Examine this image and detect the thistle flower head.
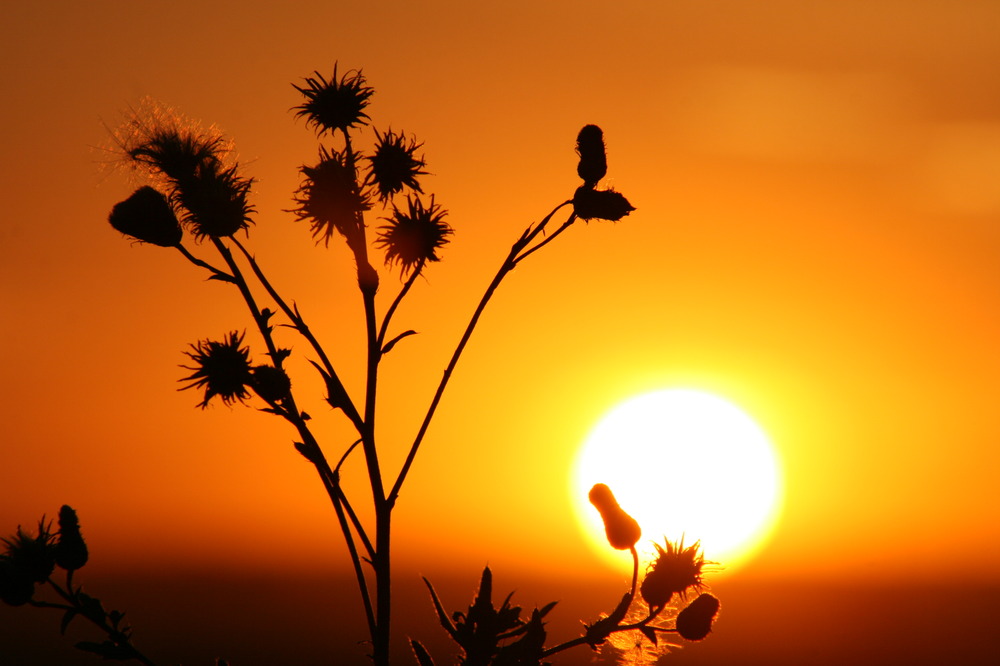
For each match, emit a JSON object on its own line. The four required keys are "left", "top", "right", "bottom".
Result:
{"left": 376, "top": 195, "right": 451, "bottom": 275}
{"left": 174, "top": 162, "right": 255, "bottom": 239}
{"left": 573, "top": 186, "right": 635, "bottom": 222}
{"left": 180, "top": 331, "right": 253, "bottom": 408}
{"left": 293, "top": 64, "right": 374, "bottom": 136}
{"left": 366, "top": 128, "right": 427, "bottom": 202}
{"left": 292, "top": 146, "right": 370, "bottom": 247}
{"left": 108, "top": 186, "right": 183, "bottom": 247}
{"left": 1, "top": 520, "right": 55, "bottom": 586}
{"left": 640, "top": 537, "right": 706, "bottom": 608}
{"left": 675, "top": 593, "right": 720, "bottom": 641}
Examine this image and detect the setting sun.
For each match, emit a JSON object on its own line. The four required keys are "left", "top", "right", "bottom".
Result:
{"left": 572, "top": 389, "right": 782, "bottom": 572}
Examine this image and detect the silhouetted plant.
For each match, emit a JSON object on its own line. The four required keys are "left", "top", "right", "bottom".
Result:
{"left": 3, "top": 63, "right": 724, "bottom": 665}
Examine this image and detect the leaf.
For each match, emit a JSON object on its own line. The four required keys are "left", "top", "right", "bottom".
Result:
{"left": 381, "top": 330, "right": 417, "bottom": 355}
{"left": 59, "top": 608, "right": 77, "bottom": 636}
{"left": 410, "top": 639, "right": 436, "bottom": 666}
{"left": 639, "top": 625, "right": 658, "bottom": 645}
{"left": 422, "top": 577, "right": 458, "bottom": 639}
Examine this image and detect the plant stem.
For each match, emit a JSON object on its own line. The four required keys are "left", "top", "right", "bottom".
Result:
{"left": 388, "top": 201, "right": 573, "bottom": 505}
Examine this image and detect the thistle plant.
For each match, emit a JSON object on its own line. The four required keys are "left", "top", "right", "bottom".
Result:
{"left": 3, "top": 64, "right": 723, "bottom": 664}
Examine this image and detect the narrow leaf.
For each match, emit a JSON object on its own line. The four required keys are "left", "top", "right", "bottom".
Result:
{"left": 381, "top": 329, "right": 417, "bottom": 355}
{"left": 410, "top": 639, "right": 436, "bottom": 666}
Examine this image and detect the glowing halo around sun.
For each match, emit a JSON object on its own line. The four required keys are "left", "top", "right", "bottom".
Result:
{"left": 572, "top": 389, "right": 782, "bottom": 573}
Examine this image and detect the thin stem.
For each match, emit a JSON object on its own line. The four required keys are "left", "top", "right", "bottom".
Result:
{"left": 388, "top": 201, "right": 574, "bottom": 505}
{"left": 45, "top": 577, "right": 157, "bottom": 666}
{"left": 323, "top": 467, "right": 377, "bottom": 639}
{"left": 228, "top": 235, "right": 364, "bottom": 432}
{"left": 174, "top": 244, "right": 233, "bottom": 282}
{"left": 513, "top": 213, "right": 577, "bottom": 266}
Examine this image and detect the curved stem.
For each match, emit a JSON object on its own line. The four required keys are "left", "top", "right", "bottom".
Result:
{"left": 174, "top": 244, "right": 233, "bottom": 282}
{"left": 388, "top": 201, "right": 574, "bottom": 505}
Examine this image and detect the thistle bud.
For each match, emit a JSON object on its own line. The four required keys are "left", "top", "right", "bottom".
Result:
{"left": 675, "top": 593, "right": 720, "bottom": 641}
{"left": 54, "top": 505, "right": 88, "bottom": 571}
{"left": 108, "top": 186, "right": 183, "bottom": 247}
{"left": 588, "top": 483, "right": 641, "bottom": 550}
{"left": 576, "top": 124, "right": 607, "bottom": 187}
{"left": 250, "top": 365, "right": 292, "bottom": 403}
{"left": 573, "top": 186, "right": 635, "bottom": 222}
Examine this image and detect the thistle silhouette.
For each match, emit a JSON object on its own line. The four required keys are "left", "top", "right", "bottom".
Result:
{"left": 4, "top": 63, "right": 721, "bottom": 665}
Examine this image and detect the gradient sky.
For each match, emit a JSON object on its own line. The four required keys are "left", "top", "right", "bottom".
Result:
{"left": 2, "top": 1, "right": 999, "bottom": 663}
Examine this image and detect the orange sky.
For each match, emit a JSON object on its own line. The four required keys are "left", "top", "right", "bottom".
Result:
{"left": 2, "top": 0, "right": 999, "bottom": 662}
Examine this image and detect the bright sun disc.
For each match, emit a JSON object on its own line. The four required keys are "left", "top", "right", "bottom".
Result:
{"left": 572, "top": 389, "right": 782, "bottom": 572}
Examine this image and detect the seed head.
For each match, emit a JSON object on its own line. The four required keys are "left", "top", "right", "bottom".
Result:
{"left": 109, "top": 186, "right": 183, "bottom": 247}
{"left": 293, "top": 64, "right": 374, "bottom": 136}
{"left": 180, "top": 331, "right": 253, "bottom": 408}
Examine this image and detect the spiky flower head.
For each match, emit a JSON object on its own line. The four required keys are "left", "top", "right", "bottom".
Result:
{"left": 675, "top": 593, "right": 720, "bottom": 641}
{"left": 111, "top": 101, "right": 253, "bottom": 240}
{"left": 54, "top": 505, "right": 88, "bottom": 572}
{"left": 376, "top": 195, "right": 452, "bottom": 275}
{"left": 180, "top": 331, "right": 253, "bottom": 408}
{"left": 573, "top": 186, "right": 635, "bottom": 222}
{"left": 640, "top": 538, "right": 706, "bottom": 609}
{"left": 576, "top": 124, "right": 608, "bottom": 187}
{"left": 108, "top": 186, "right": 183, "bottom": 247}
{"left": 366, "top": 128, "right": 427, "bottom": 202}
{"left": 1, "top": 520, "right": 55, "bottom": 587}
{"left": 174, "top": 161, "right": 255, "bottom": 239}
{"left": 293, "top": 64, "right": 374, "bottom": 136}
{"left": 588, "top": 483, "right": 642, "bottom": 550}
{"left": 292, "top": 146, "right": 370, "bottom": 248}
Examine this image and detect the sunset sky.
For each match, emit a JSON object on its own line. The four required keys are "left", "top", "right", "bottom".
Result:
{"left": 2, "top": 1, "right": 999, "bottom": 663}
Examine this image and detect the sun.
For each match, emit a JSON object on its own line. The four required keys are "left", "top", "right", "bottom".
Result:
{"left": 572, "top": 388, "right": 782, "bottom": 572}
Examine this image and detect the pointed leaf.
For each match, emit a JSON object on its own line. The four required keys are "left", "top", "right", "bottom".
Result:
{"left": 639, "top": 625, "right": 658, "bottom": 645}
{"left": 381, "top": 329, "right": 417, "bottom": 355}
{"left": 422, "top": 577, "right": 458, "bottom": 639}
{"left": 410, "top": 639, "right": 436, "bottom": 666}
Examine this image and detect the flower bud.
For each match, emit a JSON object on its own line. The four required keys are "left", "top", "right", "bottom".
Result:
{"left": 250, "top": 365, "right": 292, "bottom": 403}
{"left": 54, "top": 505, "right": 88, "bottom": 571}
{"left": 573, "top": 186, "right": 635, "bottom": 222}
{"left": 576, "top": 124, "right": 607, "bottom": 187}
{"left": 108, "top": 186, "right": 183, "bottom": 247}
{"left": 588, "top": 483, "right": 641, "bottom": 550}
{"left": 675, "top": 593, "right": 720, "bottom": 641}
